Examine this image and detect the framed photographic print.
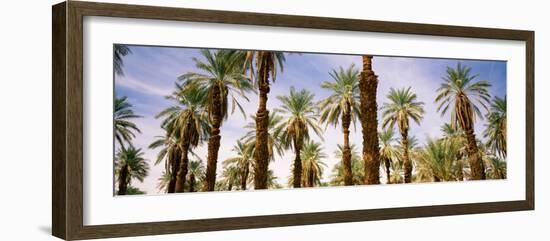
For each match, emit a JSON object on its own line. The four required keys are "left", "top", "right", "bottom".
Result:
{"left": 52, "top": 1, "right": 534, "bottom": 240}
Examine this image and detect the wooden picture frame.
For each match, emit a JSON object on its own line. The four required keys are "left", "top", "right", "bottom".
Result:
{"left": 52, "top": 1, "right": 534, "bottom": 240}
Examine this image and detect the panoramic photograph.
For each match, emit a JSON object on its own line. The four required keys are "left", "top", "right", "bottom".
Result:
{"left": 112, "top": 45, "right": 507, "bottom": 196}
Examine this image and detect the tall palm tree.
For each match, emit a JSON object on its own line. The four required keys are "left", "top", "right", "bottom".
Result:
{"left": 149, "top": 128, "right": 181, "bottom": 193}
{"left": 381, "top": 87, "right": 425, "bottom": 183}
{"left": 243, "top": 51, "right": 286, "bottom": 189}
{"left": 298, "top": 141, "right": 328, "bottom": 187}
{"left": 114, "top": 44, "right": 132, "bottom": 76}
{"left": 359, "top": 56, "right": 381, "bottom": 185}
{"left": 156, "top": 83, "right": 210, "bottom": 193}
{"left": 319, "top": 65, "right": 361, "bottom": 186}
{"left": 114, "top": 96, "right": 141, "bottom": 149}
{"left": 484, "top": 96, "right": 507, "bottom": 158}
{"left": 179, "top": 49, "right": 254, "bottom": 191}
{"left": 115, "top": 147, "right": 149, "bottom": 195}
{"left": 223, "top": 141, "right": 254, "bottom": 190}
{"left": 276, "top": 87, "right": 323, "bottom": 188}
{"left": 379, "top": 128, "right": 399, "bottom": 184}
{"left": 435, "top": 63, "right": 491, "bottom": 180}
{"left": 187, "top": 160, "right": 205, "bottom": 192}
{"left": 330, "top": 144, "right": 364, "bottom": 185}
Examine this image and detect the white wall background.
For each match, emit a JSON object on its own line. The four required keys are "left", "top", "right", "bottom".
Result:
{"left": 0, "top": 0, "right": 546, "bottom": 240}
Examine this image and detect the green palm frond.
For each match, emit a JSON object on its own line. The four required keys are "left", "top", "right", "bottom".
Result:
{"left": 114, "top": 96, "right": 141, "bottom": 149}
{"left": 319, "top": 64, "right": 361, "bottom": 130}
{"left": 484, "top": 96, "right": 507, "bottom": 158}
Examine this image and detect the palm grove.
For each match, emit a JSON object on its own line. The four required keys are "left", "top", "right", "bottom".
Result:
{"left": 113, "top": 46, "right": 507, "bottom": 195}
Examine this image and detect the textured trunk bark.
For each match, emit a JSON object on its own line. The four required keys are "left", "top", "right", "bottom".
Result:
{"left": 384, "top": 157, "right": 391, "bottom": 184}
{"left": 464, "top": 128, "right": 486, "bottom": 180}
{"left": 189, "top": 173, "right": 195, "bottom": 192}
{"left": 401, "top": 130, "right": 412, "bottom": 183}
{"left": 204, "top": 85, "right": 223, "bottom": 191}
{"left": 167, "top": 151, "right": 180, "bottom": 193}
{"left": 117, "top": 164, "right": 129, "bottom": 195}
{"left": 254, "top": 51, "right": 272, "bottom": 190}
{"left": 174, "top": 142, "right": 190, "bottom": 193}
{"left": 360, "top": 56, "right": 381, "bottom": 185}
{"left": 434, "top": 176, "right": 441, "bottom": 182}
{"left": 241, "top": 163, "right": 249, "bottom": 190}
{"left": 293, "top": 139, "right": 302, "bottom": 188}
{"left": 342, "top": 103, "right": 353, "bottom": 186}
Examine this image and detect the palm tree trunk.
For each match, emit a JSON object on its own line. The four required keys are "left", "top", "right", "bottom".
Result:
{"left": 307, "top": 169, "right": 314, "bottom": 187}
{"left": 254, "top": 51, "right": 272, "bottom": 190}
{"left": 342, "top": 103, "right": 353, "bottom": 186}
{"left": 168, "top": 151, "right": 180, "bottom": 193}
{"left": 117, "top": 164, "right": 129, "bottom": 195}
{"left": 174, "top": 142, "right": 190, "bottom": 193}
{"left": 293, "top": 139, "right": 303, "bottom": 188}
{"left": 464, "top": 128, "right": 486, "bottom": 180}
{"left": 241, "top": 163, "right": 249, "bottom": 190}
{"left": 360, "top": 56, "right": 381, "bottom": 185}
{"left": 204, "top": 86, "right": 223, "bottom": 191}
{"left": 189, "top": 173, "right": 196, "bottom": 192}
{"left": 384, "top": 157, "right": 391, "bottom": 184}
{"left": 401, "top": 129, "right": 412, "bottom": 183}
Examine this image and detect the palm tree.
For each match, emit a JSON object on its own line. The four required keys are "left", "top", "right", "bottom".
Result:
{"left": 114, "top": 44, "right": 132, "bottom": 76}
{"left": 485, "top": 157, "right": 507, "bottom": 179}
{"left": 319, "top": 65, "right": 360, "bottom": 186}
{"left": 441, "top": 123, "right": 467, "bottom": 181}
{"left": 148, "top": 129, "right": 181, "bottom": 193}
{"left": 298, "top": 141, "right": 328, "bottom": 187}
{"left": 187, "top": 160, "right": 205, "bottom": 192}
{"left": 276, "top": 87, "right": 323, "bottom": 188}
{"left": 114, "top": 96, "right": 141, "bottom": 149}
{"left": 242, "top": 110, "right": 286, "bottom": 162}
{"left": 484, "top": 96, "right": 507, "bottom": 158}
{"left": 381, "top": 87, "right": 425, "bottom": 183}
{"left": 156, "top": 171, "right": 171, "bottom": 193}
{"left": 435, "top": 63, "right": 491, "bottom": 180}
{"left": 223, "top": 141, "right": 254, "bottom": 190}
{"left": 379, "top": 128, "right": 399, "bottom": 184}
{"left": 156, "top": 83, "right": 210, "bottom": 193}
{"left": 359, "top": 56, "right": 381, "bottom": 185}
{"left": 243, "top": 51, "right": 286, "bottom": 190}
{"left": 115, "top": 147, "right": 149, "bottom": 195}
{"left": 415, "top": 139, "right": 460, "bottom": 182}
{"left": 330, "top": 144, "right": 364, "bottom": 185}
{"left": 179, "top": 49, "right": 254, "bottom": 191}
{"left": 219, "top": 165, "right": 241, "bottom": 191}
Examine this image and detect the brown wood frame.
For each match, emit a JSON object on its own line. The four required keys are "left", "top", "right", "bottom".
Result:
{"left": 52, "top": 1, "right": 535, "bottom": 240}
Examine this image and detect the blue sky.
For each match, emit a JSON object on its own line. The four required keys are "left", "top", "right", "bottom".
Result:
{"left": 115, "top": 45, "right": 506, "bottom": 194}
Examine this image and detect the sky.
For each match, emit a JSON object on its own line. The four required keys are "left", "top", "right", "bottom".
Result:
{"left": 114, "top": 45, "right": 506, "bottom": 195}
